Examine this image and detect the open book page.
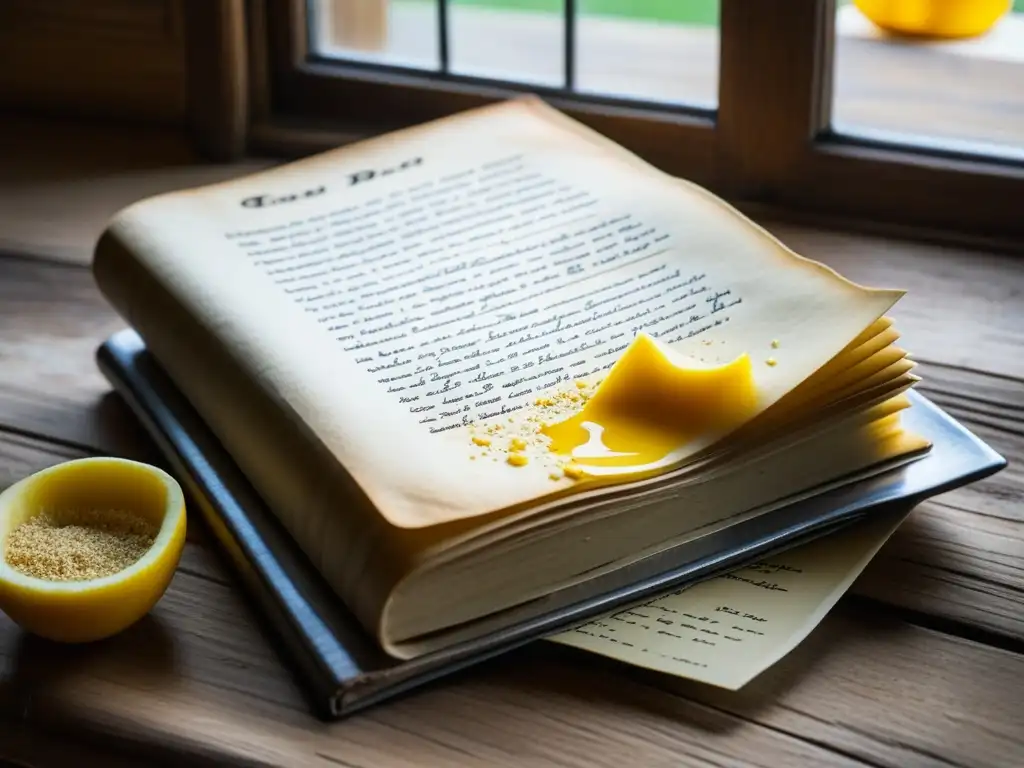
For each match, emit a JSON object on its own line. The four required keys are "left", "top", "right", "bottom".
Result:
{"left": 95, "top": 96, "right": 904, "bottom": 529}
{"left": 547, "top": 506, "right": 912, "bottom": 689}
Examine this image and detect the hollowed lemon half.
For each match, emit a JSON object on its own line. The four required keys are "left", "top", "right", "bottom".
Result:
{"left": 0, "top": 457, "right": 186, "bottom": 643}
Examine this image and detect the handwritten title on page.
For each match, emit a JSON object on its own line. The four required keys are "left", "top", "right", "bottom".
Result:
{"left": 550, "top": 509, "right": 909, "bottom": 690}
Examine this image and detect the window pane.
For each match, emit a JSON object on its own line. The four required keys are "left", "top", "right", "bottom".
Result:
{"left": 449, "top": 0, "right": 563, "bottom": 86}
{"left": 309, "top": 0, "right": 440, "bottom": 70}
{"left": 308, "top": 0, "right": 719, "bottom": 109}
{"left": 833, "top": 0, "right": 1024, "bottom": 154}
{"left": 575, "top": 0, "right": 719, "bottom": 108}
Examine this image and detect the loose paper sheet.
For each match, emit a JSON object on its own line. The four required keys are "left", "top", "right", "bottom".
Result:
{"left": 548, "top": 508, "right": 909, "bottom": 689}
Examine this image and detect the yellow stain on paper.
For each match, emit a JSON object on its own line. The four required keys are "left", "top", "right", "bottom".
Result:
{"left": 540, "top": 333, "right": 759, "bottom": 476}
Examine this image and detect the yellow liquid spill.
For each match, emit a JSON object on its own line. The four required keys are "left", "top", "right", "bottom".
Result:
{"left": 540, "top": 333, "right": 759, "bottom": 476}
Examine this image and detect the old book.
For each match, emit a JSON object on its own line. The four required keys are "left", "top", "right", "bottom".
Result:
{"left": 96, "top": 331, "right": 1003, "bottom": 717}
{"left": 90, "top": 96, "right": 985, "bottom": 663}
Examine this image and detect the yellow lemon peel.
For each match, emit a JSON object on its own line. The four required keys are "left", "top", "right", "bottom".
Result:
{"left": 0, "top": 457, "right": 186, "bottom": 643}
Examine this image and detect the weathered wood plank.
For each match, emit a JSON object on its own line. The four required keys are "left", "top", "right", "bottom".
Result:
{"left": 0, "top": 428, "right": 86, "bottom": 489}
{"left": 0, "top": 723, "right": 149, "bottom": 768}
{"left": 0, "top": 424, "right": 1022, "bottom": 766}
{"left": 0, "top": 256, "right": 152, "bottom": 457}
{"left": 915, "top": 361, "right": 1024, "bottom": 525}
{"left": 767, "top": 222, "right": 1024, "bottom": 381}
{"left": 3, "top": 553, "right": 1022, "bottom": 768}
{"left": 642, "top": 606, "right": 1024, "bottom": 768}
{"left": 0, "top": 0, "right": 187, "bottom": 127}
{"left": 850, "top": 360, "right": 1024, "bottom": 641}
{"left": 855, "top": 501, "right": 1024, "bottom": 642}
{"left": 1, "top": 540, "right": 877, "bottom": 768}
{"left": 0, "top": 117, "right": 271, "bottom": 265}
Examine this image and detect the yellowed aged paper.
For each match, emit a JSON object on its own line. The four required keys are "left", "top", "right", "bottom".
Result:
{"left": 548, "top": 508, "right": 909, "bottom": 689}
{"left": 96, "top": 96, "right": 902, "bottom": 529}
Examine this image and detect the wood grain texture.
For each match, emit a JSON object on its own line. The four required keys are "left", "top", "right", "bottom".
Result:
{"left": 852, "top": 361, "right": 1024, "bottom": 641}
{"left": 0, "top": 723, "right": 149, "bottom": 768}
{"left": 0, "top": 256, "right": 154, "bottom": 458}
{"left": 718, "top": 0, "right": 829, "bottom": 196}
{"left": 0, "top": 432, "right": 880, "bottom": 767}
{"left": 766, "top": 221, "right": 1024, "bottom": 380}
{"left": 0, "top": 0, "right": 187, "bottom": 125}
{"left": 640, "top": 606, "right": 1024, "bottom": 768}
{"left": 2, "top": 535, "right": 1022, "bottom": 767}
{"left": 182, "top": 0, "right": 249, "bottom": 161}
{"left": 1, "top": 465, "right": 1022, "bottom": 768}
{"left": 0, "top": 118, "right": 272, "bottom": 265}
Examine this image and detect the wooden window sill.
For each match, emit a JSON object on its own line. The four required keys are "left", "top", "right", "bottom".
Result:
{"left": 307, "top": 2, "right": 1024, "bottom": 152}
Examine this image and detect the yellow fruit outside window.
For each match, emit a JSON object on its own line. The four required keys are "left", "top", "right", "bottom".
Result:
{"left": 855, "top": 0, "right": 1012, "bottom": 38}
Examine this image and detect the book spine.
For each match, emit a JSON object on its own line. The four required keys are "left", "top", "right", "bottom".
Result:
{"left": 91, "top": 231, "right": 392, "bottom": 641}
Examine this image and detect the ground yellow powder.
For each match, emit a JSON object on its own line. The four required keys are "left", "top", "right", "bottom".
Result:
{"left": 562, "top": 463, "right": 586, "bottom": 480}
{"left": 4, "top": 509, "right": 157, "bottom": 581}
{"left": 466, "top": 376, "right": 604, "bottom": 478}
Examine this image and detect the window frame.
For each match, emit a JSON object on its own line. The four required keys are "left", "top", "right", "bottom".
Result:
{"left": 250, "top": 0, "right": 1024, "bottom": 245}
{"left": 0, "top": 0, "right": 252, "bottom": 161}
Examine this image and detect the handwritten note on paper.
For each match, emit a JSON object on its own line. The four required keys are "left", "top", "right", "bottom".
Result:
{"left": 549, "top": 509, "right": 910, "bottom": 690}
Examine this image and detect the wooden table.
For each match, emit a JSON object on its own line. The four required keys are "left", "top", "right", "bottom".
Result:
{"left": 1, "top": 120, "right": 1024, "bottom": 767}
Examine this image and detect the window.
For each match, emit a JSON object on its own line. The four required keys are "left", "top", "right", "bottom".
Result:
{"left": 304, "top": 0, "right": 721, "bottom": 107}
{"left": 255, "top": 0, "right": 1024, "bottom": 243}
{"left": 306, "top": 0, "right": 721, "bottom": 107}
{"left": 0, "top": 0, "right": 189, "bottom": 125}
{"left": 576, "top": 1, "right": 719, "bottom": 107}
{"left": 833, "top": 0, "right": 1024, "bottom": 155}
